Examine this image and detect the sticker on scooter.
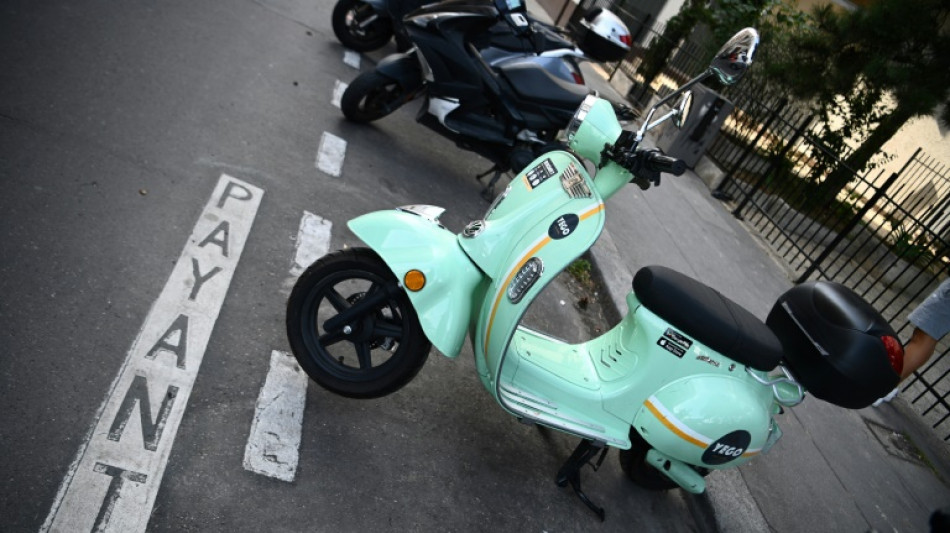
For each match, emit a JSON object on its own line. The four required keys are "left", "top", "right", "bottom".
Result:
{"left": 702, "top": 430, "right": 752, "bottom": 465}
{"left": 548, "top": 214, "right": 579, "bottom": 240}
{"left": 524, "top": 158, "right": 557, "bottom": 190}
{"left": 657, "top": 328, "right": 692, "bottom": 357}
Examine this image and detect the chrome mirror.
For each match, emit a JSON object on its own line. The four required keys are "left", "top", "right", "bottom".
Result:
{"left": 673, "top": 91, "right": 693, "bottom": 129}
{"left": 709, "top": 28, "right": 759, "bottom": 86}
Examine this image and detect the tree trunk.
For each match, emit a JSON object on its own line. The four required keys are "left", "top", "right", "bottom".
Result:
{"left": 816, "top": 105, "right": 918, "bottom": 205}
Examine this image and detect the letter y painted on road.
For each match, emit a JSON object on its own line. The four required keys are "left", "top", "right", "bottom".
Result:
{"left": 41, "top": 175, "right": 263, "bottom": 533}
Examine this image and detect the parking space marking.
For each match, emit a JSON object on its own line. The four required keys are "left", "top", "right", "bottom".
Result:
{"left": 332, "top": 80, "right": 348, "bottom": 108}
{"left": 245, "top": 211, "right": 332, "bottom": 481}
{"left": 343, "top": 49, "right": 360, "bottom": 69}
{"left": 316, "top": 132, "right": 347, "bottom": 177}
{"left": 290, "top": 211, "right": 333, "bottom": 277}
{"left": 242, "top": 350, "right": 309, "bottom": 482}
{"left": 41, "top": 175, "right": 263, "bottom": 533}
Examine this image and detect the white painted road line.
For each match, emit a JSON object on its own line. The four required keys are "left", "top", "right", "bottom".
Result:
{"left": 316, "top": 132, "right": 347, "bottom": 177}
{"left": 332, "top": 80, "right": 348, "bottom": 108}
{"left": 290, "top": 211, "right": 333, "bottom": 277}
{"left": 246, "top": 211, "right": 332, "bottom": 481}
{"left": 242, "top": 350, "right": 309, "bottom": 482}
{"left": 41, "top": 175, "right": 263, "bottom": 533}
{"left": 343, "top": 49, "right": 360, "bottom": 69}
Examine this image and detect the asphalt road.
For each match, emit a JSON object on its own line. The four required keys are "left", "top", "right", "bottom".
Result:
{"left": 1, "top": 0, "right": 711, "bottom": 531}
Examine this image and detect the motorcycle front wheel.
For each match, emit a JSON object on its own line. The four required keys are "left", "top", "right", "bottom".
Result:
{"left": 341, "top": 71, "right": 414, "bottom": 123}
{"left": 286, "top": 248, "right": 431, "bottom": 398}
{"left": 332, "top": 0, "right": 394, "bottom": 52}
{"left": 618, "top": 430, "right": 710, "bottom": 490}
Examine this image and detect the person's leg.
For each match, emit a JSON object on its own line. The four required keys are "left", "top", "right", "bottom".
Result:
{"left": 902, "top": 327, "right": 938, "bottom": 380}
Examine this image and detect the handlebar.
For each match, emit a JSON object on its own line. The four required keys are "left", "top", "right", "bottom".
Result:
{"left": 643, "top": 151, "right": 686, "bottom": 176}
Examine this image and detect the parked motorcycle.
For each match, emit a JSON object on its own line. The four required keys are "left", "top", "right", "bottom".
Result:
{"left": 340, "top": 0, "right": 632, "bottom": 199}
{"left": 331, "top": 0, "right": 591, "bottom": 54}
{"left": 289, "top": 28, "right": 905, "bottom": 520}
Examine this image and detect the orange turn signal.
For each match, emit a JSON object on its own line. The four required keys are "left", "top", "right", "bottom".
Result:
{"left": 404, "top": 270, "right": 426, "bottom": 291}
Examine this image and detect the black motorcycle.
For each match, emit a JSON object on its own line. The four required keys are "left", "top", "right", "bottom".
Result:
{"left": 341, "top": 0, "right": 631, "bottom": 198}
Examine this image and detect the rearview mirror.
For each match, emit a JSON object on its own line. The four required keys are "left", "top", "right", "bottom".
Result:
{"left": 673, "top": 91, "right": 693, "bottom": 129}
{"left": 709, "top": 28, "right": 759, "bottom": 86}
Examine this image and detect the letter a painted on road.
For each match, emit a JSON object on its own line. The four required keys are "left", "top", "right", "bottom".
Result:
{"left": 41, "top": 175, "right": 263, "bottom": 533}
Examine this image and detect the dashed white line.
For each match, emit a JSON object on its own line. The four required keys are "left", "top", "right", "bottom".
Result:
{"left": 316, "top": 131, "right": 347, "bottom": 177}
{"left": 245, "top": 211, "right": 332, "bottom": 482}
{"left": 41, "top": 175, "right": 263, "bottom": 533}
{"left": 332, "top": 80, "right": 348, "bottom": 108}
{"left": 290, "top": 211, "right": 333, "bottom": 277}
{"left": 242, "top": 350, "right": 309, "bottom": 482}
{"left": 343, "top": 49, "right": 361, "bottom": 69}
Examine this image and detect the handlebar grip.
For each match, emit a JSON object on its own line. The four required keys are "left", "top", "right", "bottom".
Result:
{"left": 644, "top": 152, "right": 686, "bottom": 176}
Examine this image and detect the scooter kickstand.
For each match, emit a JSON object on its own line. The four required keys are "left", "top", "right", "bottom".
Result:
{"left": 474, "top": 165, "right": 505, "bottom": 201}
{"left": 555, "top": 439, "right": 608, "bottom": 521}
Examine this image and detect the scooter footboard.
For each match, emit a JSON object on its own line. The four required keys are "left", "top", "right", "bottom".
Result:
{"left": 348, "top": 208, "right": 485, "bottom": 358}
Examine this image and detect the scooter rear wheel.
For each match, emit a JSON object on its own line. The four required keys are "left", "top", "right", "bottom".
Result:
{"left": 332, "top": 0, "right": 394, "bottom": 52}
{"left": 286, "top": 248, "right": 431, "bottom": 398}
{"left": 341, "top": 71, "right": 410, "bottom": 123}
{"left": 618, "top": 430, "right": 710, "bottom": 490}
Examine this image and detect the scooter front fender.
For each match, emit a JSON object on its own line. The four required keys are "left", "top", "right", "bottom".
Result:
{"left": 376, "top": 51, "right": 424, "bottom": 93}
{"left": 348, "top": 208, "right": 484, "bottom": 358}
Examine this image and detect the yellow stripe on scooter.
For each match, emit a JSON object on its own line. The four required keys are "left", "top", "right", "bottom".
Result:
{"left": 644, "top": 397, "right": 711, "bottom": 449}
{"left": 483, "top": 203, "right": 604, "bottom": 353}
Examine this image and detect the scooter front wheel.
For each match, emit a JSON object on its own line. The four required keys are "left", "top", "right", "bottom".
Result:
{"left": 331, "top": 0, "right": 394, "bottom": 52}
{"left": 286, "top": 248, "right": 431, "bottom": 398}
{"left": 341, "top": 71, "right": 412, "bottom": 123}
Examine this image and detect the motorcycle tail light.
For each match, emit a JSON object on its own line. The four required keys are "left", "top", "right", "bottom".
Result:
{"left": 620, "top": 34, "right": 632, "bottom": 47}
{"left": 571, "top": 72, "right": 584, "bottom": 85}
{"left": 881, "top": 335, "right": 904, "bottom": 376}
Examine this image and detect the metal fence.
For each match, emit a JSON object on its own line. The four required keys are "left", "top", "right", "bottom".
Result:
{"left": 576, "top": 0, "right": 950, "bottom": 440}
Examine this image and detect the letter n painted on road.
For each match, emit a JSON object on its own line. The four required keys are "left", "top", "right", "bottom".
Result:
{"left": 41, "top": 175, "right": 263, "bottom": 533}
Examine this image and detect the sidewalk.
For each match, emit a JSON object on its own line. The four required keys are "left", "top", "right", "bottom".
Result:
{"left": 523, "top": 1, "right": 950, "bottom": 530}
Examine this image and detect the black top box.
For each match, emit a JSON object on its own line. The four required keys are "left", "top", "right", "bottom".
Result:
{"left": 766, "top": 281, "right": 902, "bottom": 409}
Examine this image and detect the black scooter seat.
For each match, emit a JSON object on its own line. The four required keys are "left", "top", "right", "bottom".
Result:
{"left": 498, "top": 59, "right": 589, "bottom": 108}
{"left": 633, "top": 265, "right": 783, "bottom": 371}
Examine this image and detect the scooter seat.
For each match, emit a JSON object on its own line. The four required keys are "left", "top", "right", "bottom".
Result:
{"left": 498, "top": 60, "right": 589, "bottom": 108}
{"left": 633, "top": 265, "right": 783, "bottom": 371}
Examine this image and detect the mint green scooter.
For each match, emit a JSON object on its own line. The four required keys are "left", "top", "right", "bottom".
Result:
{"left": 287, "top": 28, "right": 904, "bottom": 520}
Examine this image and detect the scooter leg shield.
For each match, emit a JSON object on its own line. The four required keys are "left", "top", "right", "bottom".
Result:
{"left": 348, "top": 209, "right": 485, "bottom": 358}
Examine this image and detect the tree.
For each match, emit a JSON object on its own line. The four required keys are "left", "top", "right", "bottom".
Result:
{"left": 761, "top": 0, "right": 950, "bottom": 203}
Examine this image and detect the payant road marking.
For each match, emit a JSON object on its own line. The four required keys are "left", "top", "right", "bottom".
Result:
{"left": 41, "top": 175, "right": 263, "bottom": 533}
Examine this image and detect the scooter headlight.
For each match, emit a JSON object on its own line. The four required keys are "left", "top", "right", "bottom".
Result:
{"left": 565, "top": 95, "right": 623, "bottom": 165}
{"left": 565, "top": 95, "right": 597, "bottom": 144}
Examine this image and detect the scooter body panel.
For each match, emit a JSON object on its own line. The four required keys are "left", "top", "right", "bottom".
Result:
{"left": 614, "top": 293, "right": 776, "bottom": 467}
{"left": 348, "top": 209, "right": 485, "bottom": 358}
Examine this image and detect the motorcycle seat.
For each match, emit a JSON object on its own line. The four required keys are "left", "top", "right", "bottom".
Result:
{"left": 498, "top": 60, "right": 589, "bottom": 108}
{"left": 633, "top": 265, "right": 783, "bottom": 371}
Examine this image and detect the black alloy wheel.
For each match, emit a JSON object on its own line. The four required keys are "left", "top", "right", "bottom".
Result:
{"left": 286, "top": 248, "right": 431, "bottom": 398}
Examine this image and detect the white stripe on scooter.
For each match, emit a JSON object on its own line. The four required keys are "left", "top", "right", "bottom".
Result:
{"left": 332, "top": 80, "right": 348, "bottom": 108}
{"left": 316, "top": 132, "right": 347, "bottom": 177}
{"left": 242, "top": 350, "right": 309, "bottom": 481}
{"left": 343, "top": 49, "right": 360, "bottom": 69}
{"left": 244, "top": 212, "right": 332, "bottom": 481}
{"left": 41, "top": 175, "right": 263, "bottom": 533}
